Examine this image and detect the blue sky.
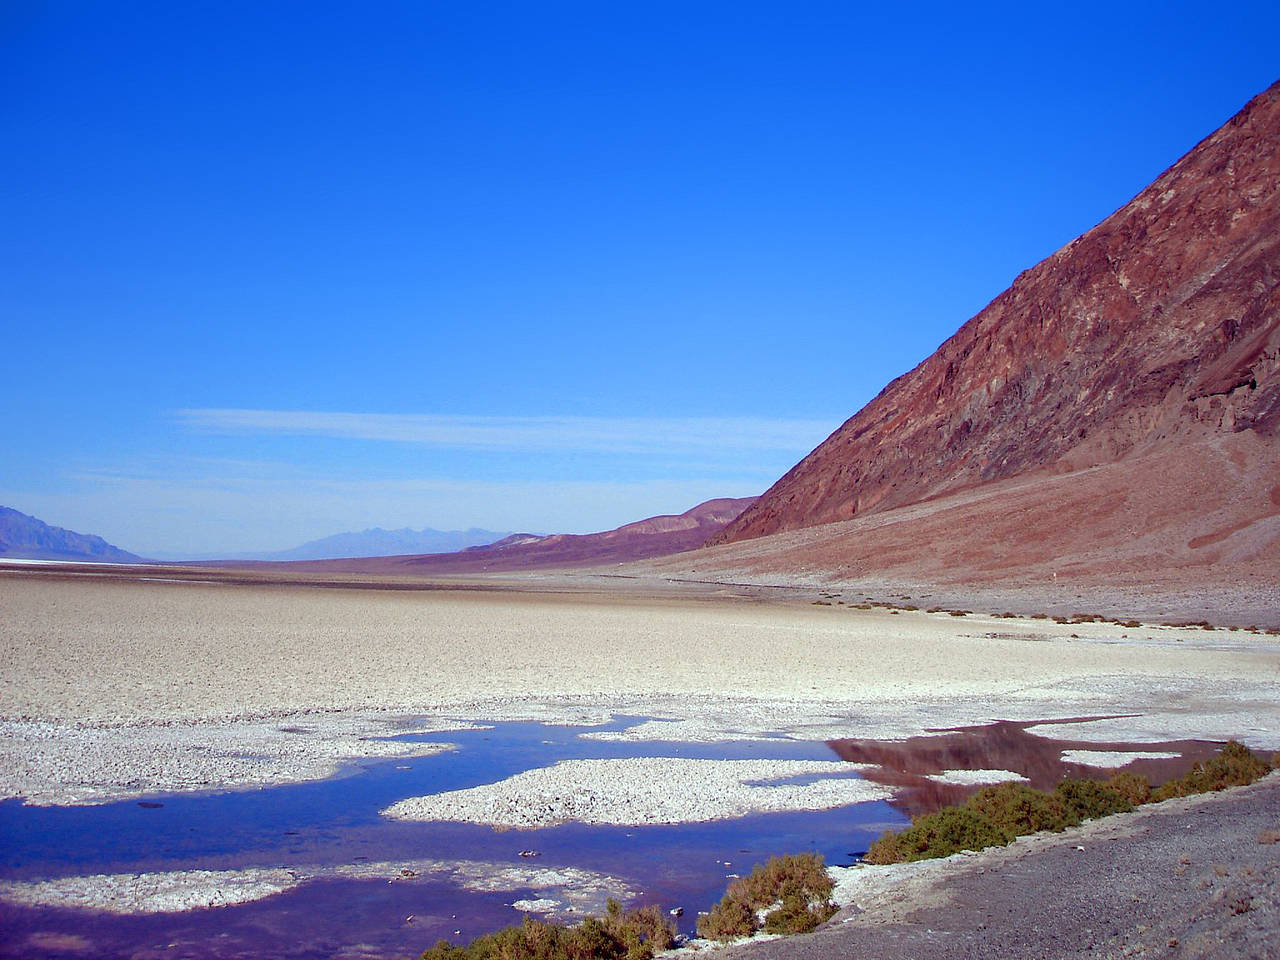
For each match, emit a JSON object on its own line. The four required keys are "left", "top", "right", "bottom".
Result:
{"left": 3, "top": 2, "right": 1278, "bottom": 554}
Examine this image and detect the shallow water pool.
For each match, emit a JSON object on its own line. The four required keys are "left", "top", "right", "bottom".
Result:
{"left": 0, "top": 716, "right": 904, "bottom": 959}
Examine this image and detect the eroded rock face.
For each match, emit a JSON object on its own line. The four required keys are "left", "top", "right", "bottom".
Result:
{"left": 715, "top": 80, "right": 1280, "bottom": 545}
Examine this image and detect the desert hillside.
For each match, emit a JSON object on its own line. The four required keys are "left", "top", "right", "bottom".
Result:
{"left": 714, "top": 81, "right": 1279, "bottom": 548}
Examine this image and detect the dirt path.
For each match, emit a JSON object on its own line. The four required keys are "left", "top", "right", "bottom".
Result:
{"left": 729, "top": 774, "right": 1280, "bottom": 960}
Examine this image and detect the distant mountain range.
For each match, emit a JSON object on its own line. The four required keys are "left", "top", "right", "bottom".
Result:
{"left": 0, "top": 506, "right": 142, "bottom": 563}
{"left": 148, "top": 526, "right": 515, "bottom": 563}
{"left": 238, "top": 497, "right": 757, "bottom": 573}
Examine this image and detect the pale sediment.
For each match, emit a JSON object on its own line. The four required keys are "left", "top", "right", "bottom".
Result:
{"left": 924, "top": 768, "right": 1028, "bottom": 785}
{"left": 0, "top": 858, "right": 635, "bottom": 917}
{"left": 1058, "top": 749, "right": 1182, "bottom": 767}
{"left": 382, "top": 758, "right": 889, "bottom": 827}
{"left": 0, "top": 868, "right": 301, "bottom": 914}
{"left": 2, "top": 574, "right": 1278, "bottom": 806}
{"left": 0, "top": 713, "right": 465, "bottom": 806}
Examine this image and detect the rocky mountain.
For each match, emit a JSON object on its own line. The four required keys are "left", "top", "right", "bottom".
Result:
{"left": 713, "top": 80, "right": 1280, "bottom": 548}
{"left": 273, "top": 497, "right": 757, "bottom": 574}
{"left": 0, "top": 506, "right": 142, "bottom": 563}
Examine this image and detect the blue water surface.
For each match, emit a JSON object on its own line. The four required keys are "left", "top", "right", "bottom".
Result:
{"left": 0, "top": 715, "right": 904, "bottom": 959}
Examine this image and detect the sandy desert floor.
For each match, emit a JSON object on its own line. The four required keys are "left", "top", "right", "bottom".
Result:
{"left": 2, "top": 569, "right": 1277, "bottom": 808}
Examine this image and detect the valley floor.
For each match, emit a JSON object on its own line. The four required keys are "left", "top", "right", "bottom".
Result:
{"left": 1, "top": 567, "right": 1277, "bottom": 807}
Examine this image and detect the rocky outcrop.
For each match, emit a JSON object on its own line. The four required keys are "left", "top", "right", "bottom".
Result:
{"left": 714, "top": 80, "right": 1280, "bottom": 546}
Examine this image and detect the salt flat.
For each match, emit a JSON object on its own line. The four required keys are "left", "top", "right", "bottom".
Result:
{"left": 1, "top": 572, "right": 1278, "bottom": 806}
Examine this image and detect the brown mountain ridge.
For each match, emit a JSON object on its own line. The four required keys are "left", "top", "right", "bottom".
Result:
{"left": 620, "top": 80, "right": 1280, "bottom": 624}
{"left": 220, "top": 497, "right": 756, "bottom": 575}
{"left": 712, "top": 80, "right": 1279, "bottom": 551}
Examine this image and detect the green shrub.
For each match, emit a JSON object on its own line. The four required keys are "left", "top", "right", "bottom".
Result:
{"left": 421, "top": 901, "right": 675, "bottom": 960}
{"left": 865, "top": 806, "right": 1011, "bottom": 864}
{"left": 1153, "top": 741, "right": 1272, "bottom": 800}
{"left": 968, "top": 781, "right": 1076, "bottom": 834}
{"left": 1107, "top": 771, "right": 1152, "bottom": 806}
{"left": 762, "top": 890, "right": 837, "bottom": 935}
{"left": 602, "top": 900, "right": 675, "bottom": 960}
{"left": 697, "top": 853, "right": 837, "bottom": 942}
{"left": 1054, "top": 779, "right": 1132, "bottom": 821}
{"left": 864, "top": 743, "right": 1272, "bottom": 868}
{"left": 697, "top": 894, "right": 756, "bottom": 941}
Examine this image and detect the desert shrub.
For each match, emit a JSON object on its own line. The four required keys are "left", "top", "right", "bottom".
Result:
{"left": 421, "top": 902, "right": 674, "bottom": 960}
{"left": 1054, "top": 779, "right": 1132, "bottom": 821}
{"left": 735, "top": 852, "right": 833, "bottom": 907}
{"left": 968, "top": 782, "right": 1076, "bottom": 834}
{"left": 696, "top": 893, "right": 756, "bottom": 941}
{"left": 865, "top": 772, "right": 1160, "bottom": 866}
{"left": 762, "top": 889, "right": 838, "bottom": 935}
{"left": 697, "top": 853, "right": 836, "bottom": 942}
{"left": 602, "top": 900, "right": 675, "bottom": 960}
{"left": 1107, "top": 771, "right": 1152, "bottom": 806}
{"left": 1153, "top": 741, "right": 1272, "bottom": 800}
{"left": 865, "top": 806, "right": 1011, "bottom": 864}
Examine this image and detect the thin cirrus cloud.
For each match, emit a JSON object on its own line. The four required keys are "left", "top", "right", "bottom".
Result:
{"left": 174, "top": 409, "right": 842, "bottom": 456}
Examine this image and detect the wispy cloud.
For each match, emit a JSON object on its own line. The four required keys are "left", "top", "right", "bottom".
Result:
{"left": 174, "top": 409, "right": 840, "bottom": 455}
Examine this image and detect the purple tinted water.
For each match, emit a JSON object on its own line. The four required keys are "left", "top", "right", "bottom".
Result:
{"left": 0, "top": 716, "right": 904, "bottom": 959}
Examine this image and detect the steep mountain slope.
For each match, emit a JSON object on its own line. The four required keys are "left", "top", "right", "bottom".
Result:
{"left": 0, "top": 506, "right": 142, "bottom": 562}
{"left": 228, "top": 497, "right": 757, "bottom": 574}
{"left": 714, "top": 80, "right": 1280, "bottom": 547}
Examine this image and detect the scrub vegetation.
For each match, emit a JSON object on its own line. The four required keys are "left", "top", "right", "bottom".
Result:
{"left": 696, "top": 852, "right": 838, "bottom": 941}
{"left": 414, "top": 744, "right": 1273, "bottom": 958}
{"left": 420, "top": 899, "right": 675, "bottom": 960}
{"left": 864, "top": 742, "right": 1273, "bottom": 864}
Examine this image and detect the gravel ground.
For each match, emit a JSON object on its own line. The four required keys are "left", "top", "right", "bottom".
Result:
{"left": 718, "top": 772, "right": 1280, "bottom": 960}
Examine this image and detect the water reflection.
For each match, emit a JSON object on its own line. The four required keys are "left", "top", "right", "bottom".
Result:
{"left": 0, "top": 716, "right": 897, "bottom": 960}
{"left": 828, "top": 716, "right": 1223, "bottom": 818}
